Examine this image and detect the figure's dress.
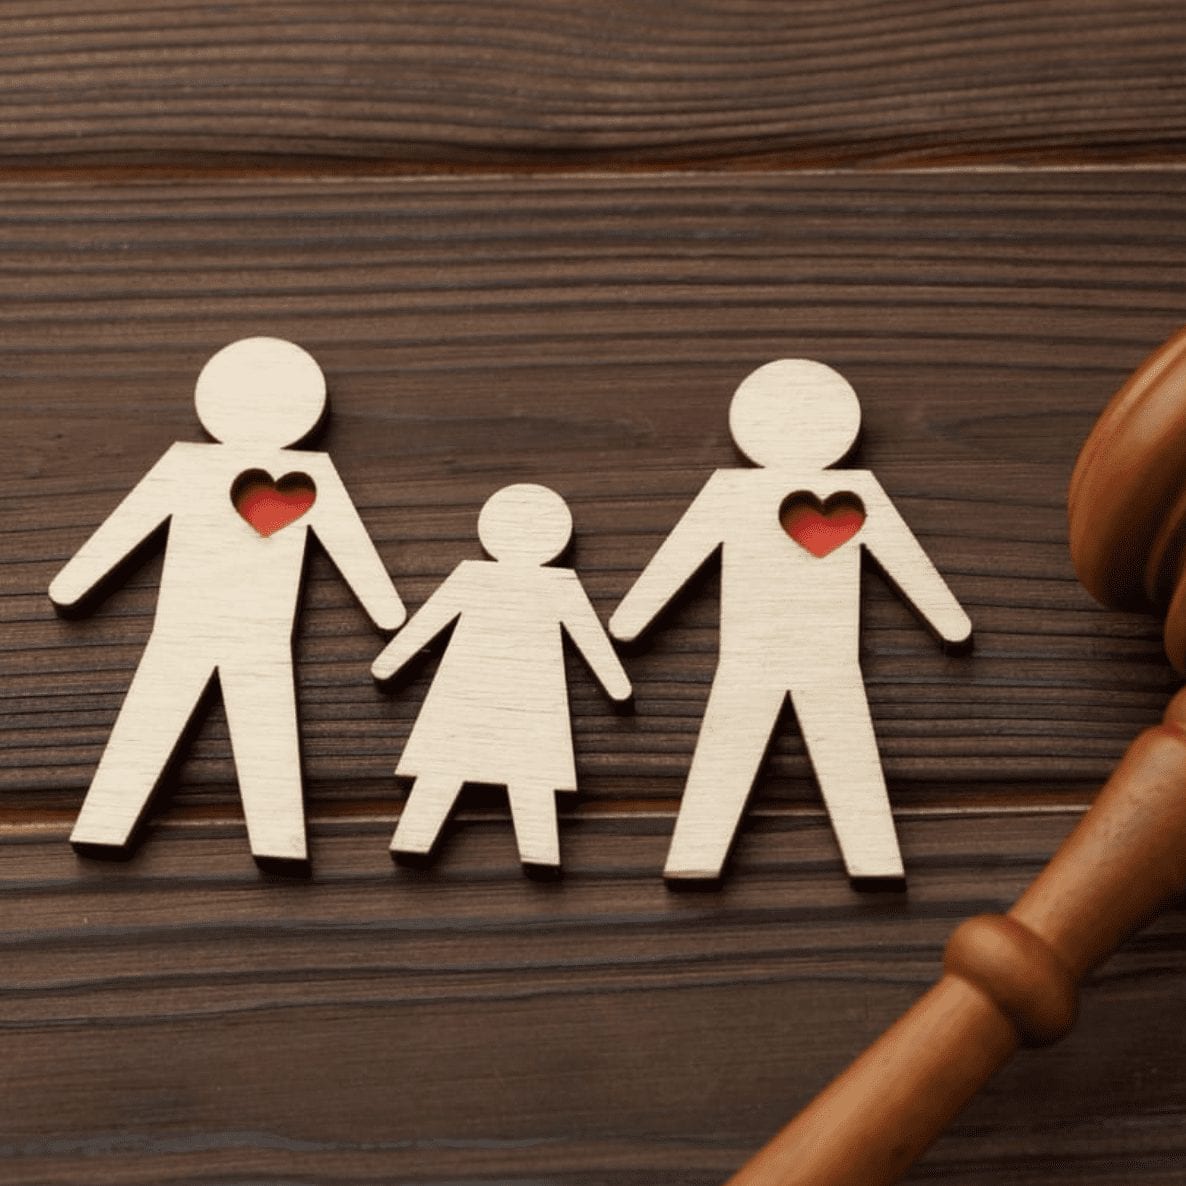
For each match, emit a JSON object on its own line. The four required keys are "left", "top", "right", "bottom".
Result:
{"left": 396, "top": 561, "right": 580, "bottom": 791}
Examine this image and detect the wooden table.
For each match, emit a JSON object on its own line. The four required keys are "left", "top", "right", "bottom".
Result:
{"left": 4, "top": 4, "right": 1186, "bottom": 1183}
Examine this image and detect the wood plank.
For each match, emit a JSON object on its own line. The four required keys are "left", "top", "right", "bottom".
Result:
{"left": 4, "top": 170, "right": 1183, "bottom": 836}
{"left": 1, "top": 813, "right": 1185, "bottom": 1184}
{"left": 1, "top": 1, "right": 1185, "bottom": 170}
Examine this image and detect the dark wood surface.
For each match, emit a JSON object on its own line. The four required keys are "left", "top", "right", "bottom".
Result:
{"left": 3, "top": 6, "right": 1185, "bottom": 1185}
{"left": 6, "top": 814, "right": 1186, "bottom": 1186}
{"left": 2, "top": 0, "right": 1185, "bottom": 171}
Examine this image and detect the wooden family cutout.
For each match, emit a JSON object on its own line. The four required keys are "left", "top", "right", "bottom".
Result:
{"left": 49, "top": 338, "right": 405, "bottom": 867}
{"left": 611, "top": 359, "right": 972, "bottom": 883}
{"left": 51, "top": 344, "right": 970, "bottom": 881}
{"left": 373, "top": 483, "right": 631, "bottom": 868}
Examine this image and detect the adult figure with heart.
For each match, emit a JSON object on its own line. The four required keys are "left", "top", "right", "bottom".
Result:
{"left": 49, "top": 337, "right": 404, "bottom": 865}
{"left": 610, "top": 359, "right": 972, "bottom": 883}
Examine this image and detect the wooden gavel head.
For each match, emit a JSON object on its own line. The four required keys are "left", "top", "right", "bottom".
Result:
{"left": 1070, "top": 326, "right": 1186, "bottom": 672}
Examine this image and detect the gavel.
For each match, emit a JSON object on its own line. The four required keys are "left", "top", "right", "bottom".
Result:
{"left": 727, "top": 327, "right": 1186, "bottom": 1186}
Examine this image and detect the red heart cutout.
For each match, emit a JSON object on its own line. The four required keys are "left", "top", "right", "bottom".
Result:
{"left": 780, "top": 492, "right": 865, "bottom": 557}
{"left": 232, "top": 469, "right": 316, "bottom": 537}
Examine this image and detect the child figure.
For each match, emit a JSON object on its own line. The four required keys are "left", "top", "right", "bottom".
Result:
{"left": 372, "top": 483, "right": 631, "bottom": 868}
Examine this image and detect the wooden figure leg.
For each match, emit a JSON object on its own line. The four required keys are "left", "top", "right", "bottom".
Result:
{"left": 70, "top": 639, "right": 215, "bottom": 850}
{"left": 221, "top": 656, "right": 307, "bottom": 863}
{"left": 391, "top": 776, "right": 463, "bottom": 856}
{"left": 664, "top": 673, "right": 787, "bottom": 880}
{"left": 507, "top": 783, "right": 560, "bottom": 867}
{"left": 792, "top": 677, "right": 904, "bottom": 881}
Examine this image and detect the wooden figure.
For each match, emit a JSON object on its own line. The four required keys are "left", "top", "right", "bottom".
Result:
{"left": 724, "top": 327, "right": 1186, "bottom": 1186}
{"left": 372, "top": 483, "right": 631, "bottom": 869}
{"left": 610, "top": 359, "right": 972, "bottom": 883}
{"left": 49, "top": 337, "right": 405, "bottom": 865}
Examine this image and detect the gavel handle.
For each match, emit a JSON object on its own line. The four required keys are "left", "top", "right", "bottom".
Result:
{"left": 727, "top": 687, "right": 1186, "bottom": 1186}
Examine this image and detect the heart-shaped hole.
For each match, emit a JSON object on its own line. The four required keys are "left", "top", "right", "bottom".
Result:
{"left": 232, "top": 469, "right": 317, "bottom": 537}
{"left": 780, "top": 491, "right": 865, "bottom": 557}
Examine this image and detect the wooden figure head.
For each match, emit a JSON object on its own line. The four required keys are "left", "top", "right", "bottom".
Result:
{"left": 1069, "top": 327, "right": 1186, "bottom": 671}
{"left": 477, "top": 483, "right": 573, "bottom": 564}
{"left": 729, "top": 358, "right": 862, "bottom": 469}
{"left": 195, "top": 336, "right": 327, "bottom": 448}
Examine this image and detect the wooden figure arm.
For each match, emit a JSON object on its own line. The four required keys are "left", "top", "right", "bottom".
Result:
{"left": 727, "top": 686, "right": 1186, "bottom": 1186}
{"left": 609, "top": 476, "right": 725, "bottom": 643}
{"left": 861, "top": 479, "right": 971, "bottom": 647}
{"left": 49, "top": 445, "right": 180, "bottom": 610}
{"left": 371, "top": 572, "right": 464, "bottom": 683}
{"left": 307, "top": 457, "right": 405, "bottom": 632}
{"left": 560, "top": 575, "right": 632, "bottom": 703}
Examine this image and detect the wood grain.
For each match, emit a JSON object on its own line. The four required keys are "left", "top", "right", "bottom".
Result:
{"left": 1, "top": 812, "right": 1184, "bottom": 1184}
{"left": 1, "top": 1, "right": 1185, "bottom": 171}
